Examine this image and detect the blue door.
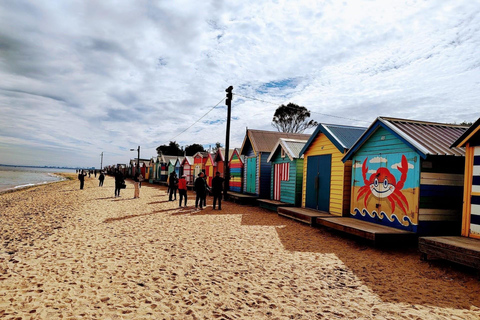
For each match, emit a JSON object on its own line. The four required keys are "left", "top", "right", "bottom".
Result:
{"left": 246, "top": 157, "right": 257, "bottom": 194}
{"left": 305, "top": 155, "right": 331, "bottom": 211}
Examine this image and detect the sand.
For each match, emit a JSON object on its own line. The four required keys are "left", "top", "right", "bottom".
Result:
{"left": 0, "top": 175, "right": 479, "bottom": 319}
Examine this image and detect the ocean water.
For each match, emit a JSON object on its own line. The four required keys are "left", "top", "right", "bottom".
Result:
{"left": 0, "top": 166, "right": 77, "bottom": 192}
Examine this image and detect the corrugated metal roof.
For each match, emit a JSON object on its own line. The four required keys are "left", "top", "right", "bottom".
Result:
{"left": 248, "top": 129, "right": 311, "bottom": 153}
{"left": 323, "top": 124, "right": 367, "bottom": 149}
{"left": 381, "top": 117, "right": 468, "bottom": 156}
{"left": 282, "top": 139, "right": 308, "bottom": 159}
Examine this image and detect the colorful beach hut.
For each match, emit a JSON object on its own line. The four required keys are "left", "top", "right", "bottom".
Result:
{"left": 204, "top": 153, "right": 216, "bottom": 187}
{"left": 148, "top": 157, "right": 156, "bottom": 182}
{"left": 267, "top": 138, "right": 308, "bottom": 206}
{"left": 157, "top": 155, "right": 178, "bottom": 182}
{"left": 167, "top": 159, "right": 176, "bottom": 176}
{"left": 193, "top": 152, "right": 208, "bottom": 178}
{"left": 175, "top": 157, "right": 184, "bottom": 177}
{"left": 452, "top": 117, "right": 480, "bottom": 239}
{"left": 298, "top": 123, "right": 366, "bottom": 215}
{"left": 229, "top": 148, "right": 245, "bottom": 192}
{"left": 181, "top": 156, "right": 195, "bottom": 184}
{"left": 240, "top": 129, "right": 310, "bottom": 198}
{"left": 342, "top": 117, "right": 468, "bottom": 235}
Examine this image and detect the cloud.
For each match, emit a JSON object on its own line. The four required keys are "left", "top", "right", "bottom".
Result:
{"left": 369, "top": 157, "right": 388, "bottom": 164}
{"left": 0, "top": 1, "right": 479, "bottom": 167}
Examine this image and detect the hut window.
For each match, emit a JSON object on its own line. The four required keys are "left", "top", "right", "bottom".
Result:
{"left": 281, "top": 149, "right": 285, "bottom": 158}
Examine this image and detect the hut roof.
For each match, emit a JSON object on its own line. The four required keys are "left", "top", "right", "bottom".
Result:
{"left": 229, "top": 148, "right": 245, "bottom": 163}
{"left": 182, "top": 156, "right": 194, "bottom": 165}
{"left": 299, "top": 123, "right": 366, "bottom": 156}
{"left": 343, "top": 117, "right": 469, "bottom": 161}
{"left": 240, "top": 129, "right": 310, "bottom": 155}
{"left": 267, "top": 138, "right": 308, "bottom": 162}
{"left": 451, "top": 117, "right": 480, "bottom": 148}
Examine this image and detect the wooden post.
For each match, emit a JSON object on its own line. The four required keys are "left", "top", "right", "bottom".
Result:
{"left": 224, "top": 86, "right": 233, "bottom": 200}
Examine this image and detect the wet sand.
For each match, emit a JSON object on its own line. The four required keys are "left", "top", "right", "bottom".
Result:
{"left": 1, "top": 175, "right": 479, "bottom": 319}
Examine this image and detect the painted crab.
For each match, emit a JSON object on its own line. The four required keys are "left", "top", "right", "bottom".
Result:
{"left": 357, "top": 155, "right": 409, "bottom": 214}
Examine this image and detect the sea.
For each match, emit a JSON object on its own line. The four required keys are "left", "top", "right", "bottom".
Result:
{"left": 0, "top": 165, "right": 78, "bottom": 192}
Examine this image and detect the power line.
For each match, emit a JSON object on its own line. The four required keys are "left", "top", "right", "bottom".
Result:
{"left": 166, "top": 97, "right": 226, "bottom": 143}
{"left": 234, "top": 93, "right": 370, "bottom": 124}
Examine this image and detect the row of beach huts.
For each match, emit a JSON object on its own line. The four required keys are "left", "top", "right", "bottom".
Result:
{"left": 107, "top": 116, "right": 480, "bottom": 269}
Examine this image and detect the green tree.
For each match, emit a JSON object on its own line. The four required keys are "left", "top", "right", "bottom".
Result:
{"left": 272, "top": 103, "right": 318, "bottom": 133}
{"left": 214, "top": 142, "right": 222, "bottom": 152}
{"left": 185, "top": 143, "right": 206, "bottom": 156}
{"left": 156, "top": 141, "right": 183, "bottom": 156}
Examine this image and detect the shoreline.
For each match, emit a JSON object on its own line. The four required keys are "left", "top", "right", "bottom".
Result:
{"left": 0, "top": 172, "right": 73, "bottom": 195}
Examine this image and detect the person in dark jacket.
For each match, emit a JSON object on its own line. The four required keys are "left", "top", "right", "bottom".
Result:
{"left": 98, "top": 171, "right": 105, "bottom": 187}
{"left": 211, "top": 171, "right": 225, "bottom": 210}
{"left": 194, "top": 172, "right": 208, "bottom": 209}
{"left": 78, "top": 170, "right": 87, "bottom": 190}
{"left": 168, "top": 172, "right": 178, "bottom": 201}
{"left": 114, "top": 169, "right": 124, "bottom": 197}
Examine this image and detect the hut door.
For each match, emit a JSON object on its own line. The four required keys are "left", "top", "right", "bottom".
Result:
{"left": 305, "top": 155, "right": 331, "bottom": 211}
{"left": 246, "top": 157, "right": 257, "bottom": 194}
{"left": 273, "top": 163, "right": 282, "bottom": 201}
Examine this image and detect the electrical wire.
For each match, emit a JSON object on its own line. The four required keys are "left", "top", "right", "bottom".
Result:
{"left": 234, "top": 92, "right": 370, "bottom": 124}
{"left": 166, "top": 97, "right": 226, "bottom": 142}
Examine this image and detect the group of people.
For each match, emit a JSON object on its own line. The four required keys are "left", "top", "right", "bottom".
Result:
{"left": 78, "top": 169, "right": 105, "bottom": 190}
{"left": 80, "top": 168, "right": 225, "bottom": 208}
{"left": 167, "top": 171, "right": 225, "bottom": 210}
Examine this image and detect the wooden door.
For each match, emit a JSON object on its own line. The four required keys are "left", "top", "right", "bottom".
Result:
{"left": 246, "top": 157, "right": 257, "bottom": 194}
{"left": 273, "top": 163, "right": 282, "bottom": 201}
{"left": 305, "top": 155, "right": 331, "bottom": 211}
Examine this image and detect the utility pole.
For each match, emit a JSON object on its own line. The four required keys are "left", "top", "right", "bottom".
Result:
{"left": 137, "top": 146, "right": 140, "bottom": 175}
{"left": 224, "top": 86, "right": 233, "bottom": 200}
{"left": 100, "top": 152, "right": 103, "bottom": 171}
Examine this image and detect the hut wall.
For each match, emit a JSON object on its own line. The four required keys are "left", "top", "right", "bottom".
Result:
{"left": 418, "top": 155, "right": 464, "bottom": 235}
{"left": 302, "top": 134, "right": 349, "bottom": 216}
{"left": 350, "top": 126, "right": 421, "bottom": 231}
{"left": 242, "top": 145, "right": 256, "bottom": 194}
{"left": 463, "top": 145, "right": 480, "bottom": 238}
{"left": 229, "top": 152, "right": 243, "bottom": 192}
{"left": 259, "top": 153, "right": 272, "bottom": 198}
{"left": 270, "top": 153, "right": 303, "bottom": 206}
{"left": 205, "top": 157, "right": 215, "bottom": 187}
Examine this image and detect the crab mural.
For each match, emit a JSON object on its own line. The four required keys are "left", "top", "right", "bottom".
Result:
{"left": 357, "top": 155, "right": 409, "bottom": 214}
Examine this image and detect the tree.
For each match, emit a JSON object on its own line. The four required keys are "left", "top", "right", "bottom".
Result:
{"left": 214, "top": 142, "right": 222, "bottom": 152}
{"left": 156, "top": 141, "right": 183, "bottom": 156}
{"left": 272, "top": 103, "right": 318, "bottom": 133}
{"left": 185, "top": 143, "right": 206, "bottom": 156}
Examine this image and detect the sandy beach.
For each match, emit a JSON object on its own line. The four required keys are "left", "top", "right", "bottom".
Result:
{"left": 0, "top": 175, "right": 479, "bottom": 319}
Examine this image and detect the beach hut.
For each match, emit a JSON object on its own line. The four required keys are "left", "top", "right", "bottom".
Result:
{"left": 229, "top": 148, "right": 245, "bottom": 193}
{"left": 148, "top": 158, "right": 156, "bottom": 183}
{"left": 193, "top": 152, "right": 208, "bottom": 178}
{"left": 181, "top": 156, "right": 195, "bottom": 185}
{"left": 342, "top": 117, "right": 468, "bottom": 235}
{"left": 451, "top": 117, "right": 480, "bottom": 239}
{"left": 417, "top": 118, "right": 480, "bottom": 268}
{"left": 267, "top": 138, "right": 308, "bottom": 206}
{"left": 204, "top": 153, "right": 216, "bottom": 187}
{"left": 240, "top": 129, "right": 310, "bottom": 198}
{"left": 167, "top": 159, "right": 176, "bottom": 176}
{"left": 212, "top": 148, "right": 233, "bottom": 178}
{"left": 157, "top": 155, "right": 178, "bottom": 182}
{"left": 298, "top": 123, "right": 366, "bottom": 215}
{"left": 175, "top": 157, "right": 184, "bottom": 177}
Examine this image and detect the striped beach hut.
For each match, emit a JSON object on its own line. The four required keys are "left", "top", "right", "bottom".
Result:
{"left": 452, "top": 117, "right": 480, "bottom": 239}
{"left": 267, "top": 138, "right": 308, "bottom": 206}
{"left": 343, "top": 117, "right": 468, "bottom": 235}
{"left": 204, "top": 153, "right": 216, "bottom": 187}
{"left": 229, "top": 148, "right": 245, "bottom": 193}
{"left": 193, "top": 152, "right": 208, "bottom": 178}
{"left": 299, "top": 123, "right": 366, "bottom": 215}
{"left": 181, "top": 156, "right": 195, "bottom": 184}
{"left": 240, "top": 129, "right": 310, "bottom": 198}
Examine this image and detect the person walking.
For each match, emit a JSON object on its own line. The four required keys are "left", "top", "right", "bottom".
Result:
{"left": 168, "top": 172, "right": 178, "bottom": 201}
{"left": 212, "top": 171, "right": 225, "bottom": 210}
{"left": 133, "top": 171, "right": 140, "bottom": 198}
{"left": 78, "top": 170, "right": 87, "bottom": 190}
{"left": 194, "top": 172, "right": 207, "bottom": 209}
{"left": 114, "top": 169, "right": 124, "bottom": 197}
{"left": 178, "top": 174, "right": 188, "bottom": 207}
{"left": 202, "top": 173, "right": 210, "bottom": 207}
{"left": 94, "top": 170, "right": 97, "bottom": 178}
{"left": 98, "top": 171, "right": 105, "bottom": 187}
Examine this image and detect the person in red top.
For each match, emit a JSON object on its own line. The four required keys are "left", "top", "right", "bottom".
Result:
{"left": 178, "top": 174, "right": 188, "bottom": 207}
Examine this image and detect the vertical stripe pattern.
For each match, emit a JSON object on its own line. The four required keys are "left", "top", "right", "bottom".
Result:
{"left": 274, "top": 163, "right": 290, "bottom": 201}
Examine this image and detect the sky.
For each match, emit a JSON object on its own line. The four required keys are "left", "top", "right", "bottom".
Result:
{"left": 0, "top": 0, "right": 479, "bottom": 168}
